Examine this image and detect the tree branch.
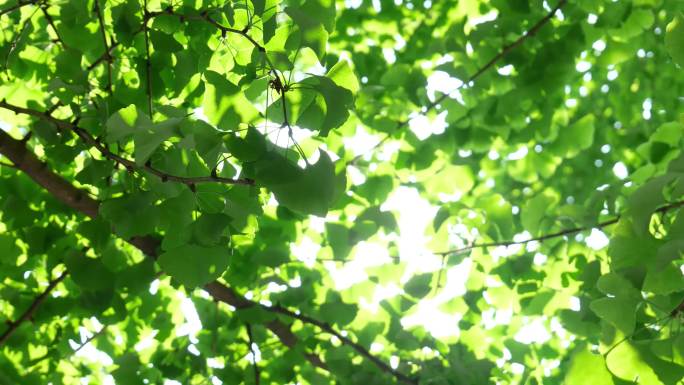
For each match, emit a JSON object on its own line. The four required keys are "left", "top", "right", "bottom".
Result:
{"left": 0, "top": 129, "right": 332, "bottom": 373}
{"left": 0, "top": 128, "right": 101, "bottom": 217}
{"left": 0, "top": 129, "right": 412, "bottom": 381}
{"left": 0, "top": 271, "right": 67, "bottom": 346}
{"left": 435, "top": 199, "right": 684, "bottom": 258}
{"left": 0, "top": 100, "right": 255, "bottom": 187}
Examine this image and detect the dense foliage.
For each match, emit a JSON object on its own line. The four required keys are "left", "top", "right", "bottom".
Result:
{"left": 1, "top": 0, "right": 684, "bottom": 383}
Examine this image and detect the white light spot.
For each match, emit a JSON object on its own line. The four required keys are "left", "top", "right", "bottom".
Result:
{"left": 607, "top": 69, "right": 618, "bottom": 81}
{"left": 426, "top": 71, "right": 464, "bottom": 103}
{"left": 576, "top": 61, "right": 592, "bottom": 72}
{"left": 497, "top": 64, "right": 514, "bottom": 76}
{"left": 601, "top": 144, "right": 611, "bottom": 153}
{"left": 570, "top": 296, "right": 581, "bottom": 311}
{"left": 382, "top": 47, "right": 396, "bottom": 64}
{"left": 613, "top": 162, "right": 628, "bottom": 179}
{"left": 642, "top": 98, "right": 652, "bottom": 120}
{"left": 586, "top": 229, "right": 609, "bottom": 250}
{"left": 511, "top": 362, "right": 526, "bottom": 374}
{"left": 149, "top": 279, "right": 159, "bottom": 295}
{"left": 592, "top": 40, "right": 606, "bottom": 52}
{"left": 292, "top": 236, "right": 321, "bottom": 267}
{"left": 390, "top": 355, "right": 400, "bottom": 369}
{"left": 345, "top": 0, "right": 363, "bottom": 8}
{"left": 515, "top": 318, "right": 551, "bottom": 344}
{"left": 533, "top": 253, "right": 547, "bottom": 265}
{"left": 506, "top": 146, "right": 528, "bottom": 160}
{"left": 587, "top": 13, "right": 598, "bottom": 24}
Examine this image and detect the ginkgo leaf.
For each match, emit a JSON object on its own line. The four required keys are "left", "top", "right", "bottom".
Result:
{"left": 666, "top": 13, "right": 684, "bottom": 67}
{"left": 158, "top": 244, "right": 230, "bottom": 288}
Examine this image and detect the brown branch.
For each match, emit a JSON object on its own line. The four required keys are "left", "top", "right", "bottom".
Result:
{"left": 93, "top": 0, "right": 112, "bottom": 93}
{"left": 0, "top": 129, "right": 329, "bottom": 372}
{"left": 245, "top": 324, "right": 261, "bottom": 385}
{"left": 0, "top": 100, "right": 255, "bottom": 186}
{"left": 0, "top": 9, "right": 415, "bottom": 380}
{"left": 0, "top": 271, "right": 68, "bottom": 346}
{"left": 435, "top": 199, "right": 684, "bottom": 258}
{"left": 0, "top": 128, "right": 101, "bottom": 217}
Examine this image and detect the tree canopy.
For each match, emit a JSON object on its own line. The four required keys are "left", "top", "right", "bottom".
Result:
{"left": 1, "top": 0, "right": 684, "bottom": 384}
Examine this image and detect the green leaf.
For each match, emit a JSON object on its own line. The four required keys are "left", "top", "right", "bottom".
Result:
{"left": 134, "top": 118, "right": 182, "bottom": 165}
{"left": 224, "top": 127, "right": 267, "bottom": 162}
{"left": 202, "top": 70, "right": 259, "bottom": 130}
{"left": 319, "top": 300, "right": 358, "bottom": 326}
{"left": 404, "top": 273, "right": 432, "bottom": 299}
{"left": 285, "top": 5, "right": 330, "bottom": 61}
{"left": 327, "top": 60, "right": 359, "bottom": 94}
{"left": 158, "top": 244, "right": 230, "bottom": 288}
{"left": 596, "top": 273, "right": 640, "bottom": 299}
{"left": 265, "top": 150, "right": 341, "bottom": 216}
{"left": 643, "top": 262, "right": 684, "bottom": 295}
{"left": 521, "top": 194, "right": 556, "bottom": 235}
{"left": 105, "top": 105, "right": 147, "bottom": 143}
{"left": 297, "top": 75, "right": 354, "bottom": 136}
{"left": 666, "top": 13, "right": 684, "bottom": 67}
{"left": 150, "top": 30, "right": 183, "bottom": 52}
{"left": 64, "top": 252, "right": 115, "bottom": 291}
{"left": 589, "top": 297, "right": 637, "bottom": 334}
{"left": 551, "top": 114, "right": 595, "bottom": 158}
{"left": 0, "top": 235, "right": 21, "bottom": 265}
{"left": 564, "top": 348, "right": 615, "bottom": 385}
{"left": 99, "top": 193, "right": 159, "bottom": 239}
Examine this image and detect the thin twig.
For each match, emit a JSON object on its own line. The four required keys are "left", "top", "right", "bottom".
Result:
{"left": 245, "top": 324, "right": 261, "bottom": 385}
{"left": 39, "top": 3, "right": 65, "bottom": 46}
{"left": 0, "top": 0, "right": 37, "bottom": 18}
{"left": 0, "top": 100, "right": 255, "bottom": 186}
{"left": 351, "top": 0, "right": 568, "bottom": 165}
{"left": 0, "top": 271, "right": 68, "bottom": 346}
{"left": 71, "top": 325, "right": 108, "bottom": 355}
{"left": 142, "top": 0, "right": 153, "bottom": 116}
{"left": 424, "top": 0, "right": 568, "bottom": 114}
{"left": 265, "top": 303, "right": 417, "bottom": 384}
{"left": 93, "top": 0, "right": 112, "bottom": 93}
{"left": 435, "top": 199, "right": 684, "bottom": 258}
